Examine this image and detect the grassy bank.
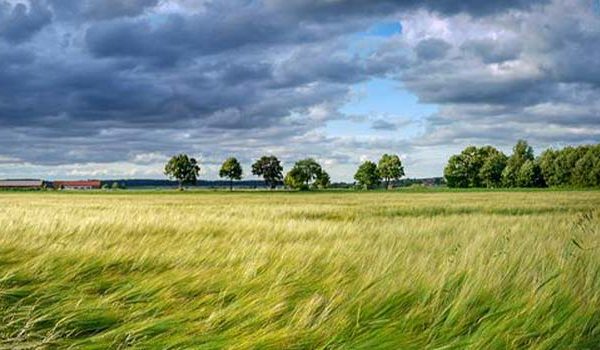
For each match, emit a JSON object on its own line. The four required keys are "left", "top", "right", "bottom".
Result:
{"left": 0, "top": 191, "right": 599, "bottom": 348}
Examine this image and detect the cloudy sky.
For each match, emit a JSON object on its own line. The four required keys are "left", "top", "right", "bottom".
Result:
{"left": 1, "top": 0, "right": 599, "bottom": 181}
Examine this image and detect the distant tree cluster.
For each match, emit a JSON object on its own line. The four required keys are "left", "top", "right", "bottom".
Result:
{"left": 284, "top": 158, "right": 330, "bottom": 190}
{"left": 164, "top": 154, "right": 330, "bottom": 190}
{"left": 444, "top": 140, "right": 600, "bottom": 188}
{"left": 101, "top": 182, "right": 126, "bottom": 190}
{"left": 354, "top": 154, "right": 405, "bottom": 190}
{"left": 539, "top": 144, "right": 600, "bottom": 187}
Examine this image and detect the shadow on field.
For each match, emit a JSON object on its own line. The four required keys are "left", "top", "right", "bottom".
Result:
{"left": 288, "top": 206, "right": 579, "bottom": 222}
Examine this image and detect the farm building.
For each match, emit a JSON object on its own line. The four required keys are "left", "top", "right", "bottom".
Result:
{"left": 53, "top": 180, "right": 102, "bottom": 190}
{"left": 0, "top": 179, "right": 45, "bottom": 189}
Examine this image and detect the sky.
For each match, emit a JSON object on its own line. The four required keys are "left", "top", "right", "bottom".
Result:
{"left": 0, "top": 0, "right": 599, "bottom": 181}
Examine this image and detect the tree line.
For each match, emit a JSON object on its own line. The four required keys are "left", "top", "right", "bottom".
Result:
{"left": 444, "top": 140, "right": 600, "bottom": 188}
{"left": 164, "top": 153, "right": 406, "bottom": 190}
{"left": 164, "top": 154, "right": 322, "bottom": 190}
{"left": 163, "top": 141, "right": 599, "bottom": 191}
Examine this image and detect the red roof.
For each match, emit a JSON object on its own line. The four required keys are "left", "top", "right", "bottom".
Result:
{"left": 54, "top": 180, "right": 101, "bottom": 187}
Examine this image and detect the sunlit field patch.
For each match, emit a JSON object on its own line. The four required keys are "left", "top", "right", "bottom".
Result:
{"left": 0, "top": 191, "right": 599, "bottom": 349}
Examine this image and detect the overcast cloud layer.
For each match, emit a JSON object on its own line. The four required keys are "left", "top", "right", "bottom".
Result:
{"left": 0, "top": 0, "right": 598, "bottom": 180}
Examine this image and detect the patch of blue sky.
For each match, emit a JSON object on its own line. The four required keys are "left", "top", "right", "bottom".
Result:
{"left": 346, "top": 21, "right": 402, "bottom": 58}
{"left": 366, "top": 21, "right": 402, "bottom": 37}
{"left": 325, "top": 78, "right": 438, "bottom": 140}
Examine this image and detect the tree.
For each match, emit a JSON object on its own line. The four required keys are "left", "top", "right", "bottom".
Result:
{"left": 377, "top": 154, "right": 405, "bottom": 189}
{"left": 251, "top": 155, "right": 283, "bottom": 189}
{"left": 314, "top": 170, "right": 331, "bottom": 189}
{"left": 572, "top": 145, "right": 600, "bottom": 187}
{"left": 284, "top": 168, "right": 306, "bottom": 190}
{"left": 354, "top": 161, "right": 380, "bottom": 189}
{"left": 502, "top": 140, "right": 534, "bottom": 187}
{"left": 479, "top": 151, "right": 508, "bottom": 188}
{"left": 517, "top": 159, "right": 545, "bottom": 187}
{"left": 444, "top": 146, "right": 505, "bottom": 188}
{"left": 285, "top": 158, "right": 324, "bottom": 190}
{"left": 539, "top": 149, "right": 560, "bottom": 186}
{"left": 444, "top": 154, "right": 469, "bottom": 188}
{"left": 164, "top": 154, "right": 201, "bottom": 189}
{"left": 442, "top": 142, "right": 600, "bottom": 188}
{"left": 219, "top": 157, "right": 243, "bottom": 191}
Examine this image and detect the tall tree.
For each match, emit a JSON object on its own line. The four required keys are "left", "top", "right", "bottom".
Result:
{"left": 164, "top": 154, "right": 201, "bottom": 189}
{"left": 251, "top": 155, "right": 283, "bottom": 189}
{"left": 502, "top": 140, "right": 534, "bottom": 187}
{"left": 444, "top": 154, "right": 469, "bottom": 188}
{"left": 285, "top": 158, "right": 323, "bottom": 189}
{"left": 354, "top": 161, "right": 380, "bottom": 190}
{"left": 479, "top": 149, "right": 508, "bottom": 188}
{"left": 444, "top": 146, "right": 506, "bottom": 188}
{"left": 314, "top": 170, "right": 331, "bottom": 189}
{"left": 538, "top": 149, "right": 560, "bottom": 186}
{"left": 377, "top": 154, "right": 405, "bottom": 189}
{"left": 284, "top": 168, "right": 304, "bottom": 190}
{"left": 517, "top": 159, "right": 545, "bottom": 187}
{"left": 219, "top": 157, "right": 243, "bottom": 191}
{"left": 572, "top": 145, "right": 600, "bottom": 187}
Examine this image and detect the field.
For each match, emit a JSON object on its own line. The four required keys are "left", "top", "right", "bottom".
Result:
{"left": 0, "top": 191, "right": 599, "bottom": 349}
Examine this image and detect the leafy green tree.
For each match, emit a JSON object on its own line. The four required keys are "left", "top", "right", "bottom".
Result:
{"left": 111, "top": 182, "right": 122, "bottom": 190}
{"left": 251, "top": 155, "right": 283, "bottom": 189}
{"left": 284, "top": 168, "right": 306, "bottom": 190}
{"left": 377, "top": 154, "right": 405, "bottom": 189}
{"left": 444, "top": 154, "right": 469, "bottom": 188}
{"left": 284, "top": 158, "right": 324, "bottom": 189}
{"left": 313, "top": 170, "right": 331, "bottom": 189}
{"left": 551, "top": 147, "right": 574, "bottom": 186}
{"left": 551, "top": 146, "right": 590, "bottom": 186}
{"left": 460, "top": 146, "right": 484, "bottom": 187}
{"left": 538, "top": 149, "right": 560, "bottom": 186}
{"left": 479, "top": 151, "right": 508, "bottom": 188}
{"left": 444, "top": 146, "right": 505, "bottom": 188}
{"left": 517, "top": 159, "right": 545, "bottom": 187}
{"left": 502, "top": 140, "right": 534, "bottom": 187}
{"left": 219, "top": 157, "right": 243, "bottom": 191}
{"left": 164, "top": 154, "right": 201, "bottom": 189}
{"left": 572, "top": 145, "right": 600, "bottom": 187}
{"left": 354, "top": 161, "right": 380, "bottom": 189}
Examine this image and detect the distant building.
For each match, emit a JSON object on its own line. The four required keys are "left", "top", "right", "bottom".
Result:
{"left": 0, "top": 179, "right": 45, "bottom": 189}
{"left": 53, "top": 180, "right": 102, "bottom": 190}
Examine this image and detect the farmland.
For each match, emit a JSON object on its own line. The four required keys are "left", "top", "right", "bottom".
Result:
{"left": 0, "top": 190, "right": 599, "bottom": 349}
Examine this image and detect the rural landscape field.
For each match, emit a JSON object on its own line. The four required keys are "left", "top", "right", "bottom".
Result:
{"left": 1, "top": 190, "right": 599, "bottom": 349}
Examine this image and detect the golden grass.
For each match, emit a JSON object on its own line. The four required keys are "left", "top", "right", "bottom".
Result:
{"left": 0, "top": 191, "right": 599, "bottom": 349}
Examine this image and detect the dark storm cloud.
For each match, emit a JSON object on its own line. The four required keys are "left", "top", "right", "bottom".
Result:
{"left": 415, "top": 38, "right": 451, "bottom": 61}
{"left": 266, "top": 0, "right": 549, "bottom": 18}
{"left": 83, "top": 6, "right": 367, "bottom": 66}
{"left": 460, "top": 39, "right": 522, "bottom": 64}
{"left": 0, "top": 1, "right": 52, "bottom": 44}
{"left": 0, "top": 0, "right": 597, "bottom": 178}
{"left": 48, "top": 0, "right": 158, "bottom": 20}
{"left": 83, "top": 0, "right": 550, "bottom": 64}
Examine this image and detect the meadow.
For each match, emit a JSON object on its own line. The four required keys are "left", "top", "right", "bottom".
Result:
{"left": 0, "top": 190, "right": 599, "bottom": 349}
